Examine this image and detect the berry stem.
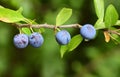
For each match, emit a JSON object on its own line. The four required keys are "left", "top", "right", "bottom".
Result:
{"left": 56, "top": 28, "right": 61, "bottom": 31}
{"left": 30, "top": 27, "right": 34, "bottom": 33}
{"left": 18, "top": 28, "right": 22, "bottom": 34}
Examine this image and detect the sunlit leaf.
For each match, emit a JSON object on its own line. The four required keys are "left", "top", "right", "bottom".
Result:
{"left": 94, "top": 0, "right": 104, "bottom": 19}
{"left": 105, "top": 4, "right": 119, "bottom": 28}
{"left": 115, "top": 20, "right": 120, "bottom": 26}
{"left": 16, "top": 7, "right": 23, "bottom": 13}
{"left": 56, "top": 8, "right": 72, "bottom": 26}
{"left": 94, "top": 18, "right": 106, "bottom": 30}
{"left": 0, "top": 6, "right": 29, "bottom": 23}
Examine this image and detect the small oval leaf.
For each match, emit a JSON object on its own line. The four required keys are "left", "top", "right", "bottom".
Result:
{"left": 94, "top": 0, "right": 104, "bottom": 19}
{"left": 105, "top": 4, "right": 119, "bottom": 28}
{"left": 68, "top": 34, "right": 83, "bottom": 51}
{"left": 56, "top": 8, "right": 72, "bottom": 26}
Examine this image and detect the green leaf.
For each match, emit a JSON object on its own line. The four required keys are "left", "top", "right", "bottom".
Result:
{"left": 110, "top": 33, "right": 120, "bottom": 44}
{"left": 16, "top": 7, "right": 23, "bottom": 13}
{"left": 115, "top": 20, "right": 120, "bottom": 26}
{"left": 68, "top": 35, "right": 83, "bottom": 51}
{"left": 94, "top": 18, "right": 106, "bottom": 30}
{"left": 105, "top": 4, "right": 119, "bottom": 28}
{"left": 60, "top": 45, "right": 68, "bottom": 58}
{"left": 0, "top": 6, "right": 29, "bottom": 23}
{"left": 56, "top": 8, "right": 72, "bottom": 26}
{"left": 0, "top": 5, "right": 4, "bottom": 8}
{"left": 60, "top": 35, "right": 83, "bottom": 58}
{"left": 22, "top": 28, "right": 31, "bottom": 35}
{"left": 94, "top": 0, "right": 104, "bottom": 19}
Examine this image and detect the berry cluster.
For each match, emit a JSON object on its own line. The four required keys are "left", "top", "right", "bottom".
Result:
{"left": 13, "top": 32, "right": 44, "bottom": 48}
{"left": 13, "top": 24, "right": 96, "bottom": 48}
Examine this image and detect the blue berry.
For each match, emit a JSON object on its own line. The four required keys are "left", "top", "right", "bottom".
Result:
{"left": 13, "top": 34, "right": 29, "bottom": 48}
{"left": 55, "top": 30, "right": 71, "bottom": 45}
{"left": 80, "top": 24, "right": 96, "bottom": 40}
{"left": 29, "top": 32, "right": 44, "bottom": 48}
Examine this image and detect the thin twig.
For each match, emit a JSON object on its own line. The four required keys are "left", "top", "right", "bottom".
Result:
{"left": 108, "top": 30, "right": 120, "bottom": 36}
{"left": 12, "top": 23, "right": 82, "bottom": 29}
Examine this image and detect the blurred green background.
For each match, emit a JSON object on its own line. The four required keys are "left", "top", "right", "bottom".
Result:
{"left": 0, "top": 0, "right": 120, "bottom": 77}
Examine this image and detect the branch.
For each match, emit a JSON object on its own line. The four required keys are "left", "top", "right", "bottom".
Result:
{"left": 13, "top": 23, "right": 82, "bottom": 29}
{"left": 108, "top": 30, "right": 120, "bottom": 36}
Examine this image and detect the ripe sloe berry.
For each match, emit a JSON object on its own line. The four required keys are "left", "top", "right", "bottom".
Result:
{"left": 80, "top": 24, "right": 96, "bottom": 40}
{"left": 29, "top": 32, "right": 44, "bottom": 48}
{"left": 13, "top": 34, "right": 29, "bottom": 48}
{"left": 55, "top": 30, "right": 71, "bottom": 45}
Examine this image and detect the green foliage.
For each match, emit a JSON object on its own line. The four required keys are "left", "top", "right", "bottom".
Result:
{"left": 21, "top": 28, "right": 31, "bottom": 35}
{"left": 105, "top": 4, "right": 119, "bottom": 28}
{"left": 115, "top": 20, "right": 120, "bottom": 25}
{"left": 0, "top": 6, "right": 29, "bottom": 23}
{"left": 0, "top": 6, "right": 44, "bottom": 35}
{"left": 94, "top": 0, "right": 105, "bottom": 30}
{"left": 56, "top": 8, "right": 72, "bottom": 26}
{"left": 67, "top": 35, "right": 83, "bottom": 51}
{"left": 60, "top": 45, "right": 68, "bottom": 58}
{"left": 94, "top": 0, "right": 104, "bottom": 19}
{"left": 16, "top": 7, "right": 23, "bottom": 13}
{"left": 0, "top": 0, "right": 120, "bottom": 77}
{"left": 94, "top": 0, "right": 119, "bottom": 30}
{"left": 0, "top": 1, "right": 120, "bottom": 56}
{"left": 110, "top": 33, "right": 120, "bottom": 44}
{"left": 94, "top": 18, "right": 105, "bottom": 30}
